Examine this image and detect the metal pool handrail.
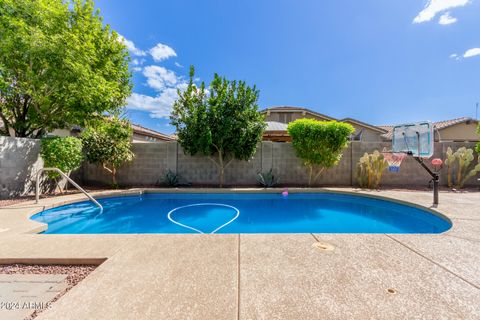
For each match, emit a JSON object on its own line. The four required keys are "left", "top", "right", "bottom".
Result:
{"left": 35, "top": 168, "right": 103, "bottom": 212}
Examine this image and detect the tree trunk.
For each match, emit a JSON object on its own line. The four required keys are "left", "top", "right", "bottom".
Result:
{"left": 112, "top": 167, "right": 117, "bottom": 187}
{"left": 218, "top": 152, "right": 224, "bottom": 188}
{"left": 308, "top": 165, "right": 313, "bottom": 187}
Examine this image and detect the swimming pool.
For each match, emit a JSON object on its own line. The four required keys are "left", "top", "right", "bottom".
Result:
{"left": 31, "top": 192, "right": 451, "bottom": 234}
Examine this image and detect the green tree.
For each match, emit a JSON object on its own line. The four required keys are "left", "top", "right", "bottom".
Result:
{"left": 40, "top": 136, "right": 83, "bottom": 192}
{"left": 287, "top": 119, "right": 354, "bottom": 186}
{"left": 81, "top": 117, "right": 134, "bottom": 187}
{"left": 0, "top": 0, "right": 131, "bottom": 138}
{"left": 171, "top": 66, "right": 266, "bottom": 187}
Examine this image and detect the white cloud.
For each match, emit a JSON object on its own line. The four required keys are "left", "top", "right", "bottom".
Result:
{"left": 127, "top": 64, "right": 190, "bottom": 119}
{"left": 143, "top": 65, "right": 179, "bottom": 91}
{"left": 438, "top": 12, "right": 457, "bottom": 24}
{"left": 463, "top": 48, "right": 480, "bottom": 58}
{"left": 149, "top": 43, "right": 177, "bottom": 62}
{"left": 131, "top": 58, "right": 146, "bottom": 66}
{"left": 413, "top": 0, "right": 470, "bottom": 24}
{"left": 126, "top": 91, "right": 179, "bottom": 119}
{"left": 174, "top": 62, "right": 184, "bottom": 68}
{"left": 132, "top": 67, "right": 142, "bottom": 72}
{"left": 118, "top": 34, "right": 147, "bottom": 56}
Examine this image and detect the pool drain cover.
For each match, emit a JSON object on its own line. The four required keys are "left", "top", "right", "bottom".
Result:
{"left": 312, "top": 242, "right": 335, "bottom": 252}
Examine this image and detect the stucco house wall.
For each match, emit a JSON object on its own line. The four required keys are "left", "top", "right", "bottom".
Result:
{"left": 436, "top": 122, "right": 479, "bottom": 142}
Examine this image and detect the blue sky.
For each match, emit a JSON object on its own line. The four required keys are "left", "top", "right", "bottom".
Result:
{"left": 96, "top": 0, "right": 480, "bottom": 134}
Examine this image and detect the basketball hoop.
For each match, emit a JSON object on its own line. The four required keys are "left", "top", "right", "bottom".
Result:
{"left": 381, "top": 151, "right": 407, "bottom": 172}
{"left": 388, "top": 121, "right": 439, "bottom": 205}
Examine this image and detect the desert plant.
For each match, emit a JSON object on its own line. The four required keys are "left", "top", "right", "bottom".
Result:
{"left": 40, "top": 136, "right": 83, "bottom": 192}
{"left": 356, "top": 150, "right": 389, "bottom": 189}
{"left": 81, "top": 117, "right": 134, "bottom": 187}
{"left": 257, "top": 168, "right": 279, "bottom": 188}
{"left": 287, "top": 119, "right": 354, "bottom": 186}
{"left": 170, "top": 66, "right": 266, "bottom": 187}
{"left": 444, "top": 147, "right": 480, "bottom": 189}
{"left": 476, "top": 123, "right": 480, "bottom": 154}
{"left": 163, "top": 169, "right": 180, "bottom": 187}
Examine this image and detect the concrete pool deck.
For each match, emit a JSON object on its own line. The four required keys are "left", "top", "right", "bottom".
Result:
{"left": 0, "top": 188, "right": 478, "bottom": 319}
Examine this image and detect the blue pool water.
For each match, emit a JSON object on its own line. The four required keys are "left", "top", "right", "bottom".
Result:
{"left": 31, "top": 193, "right": 451, "bottom": 234}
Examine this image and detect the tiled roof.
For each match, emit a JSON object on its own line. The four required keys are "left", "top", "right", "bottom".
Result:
{"left": 340, "top": 118, "right": 388, "bottom": 133}
{"left": 260, "top": 106, "right": 337, "bottom": 121}
{"left": 131, "top": 123, "right": 176, "bottom": 141}
{"left": 380, "top": 117, "right": 478, "bottom": 140}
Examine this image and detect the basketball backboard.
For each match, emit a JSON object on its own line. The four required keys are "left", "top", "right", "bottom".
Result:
{"left": 391, "top": 122, "right": 434, "bottom": 158}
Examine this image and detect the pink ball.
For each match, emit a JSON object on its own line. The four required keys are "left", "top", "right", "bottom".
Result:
{"left": 431, "top": 158, "right": 443, "bottom": 166}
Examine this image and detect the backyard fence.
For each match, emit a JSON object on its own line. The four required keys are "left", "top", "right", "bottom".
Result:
{"left": 1, "top": 137, "right": 479, "bottom": 199}
{"left": 81, "top": 140, "right": 479, "bottom": 189}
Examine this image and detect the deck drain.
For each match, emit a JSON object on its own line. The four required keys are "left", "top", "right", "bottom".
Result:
{"left": 312, "top": 242, "right": 335, "bottom": 252}
{"left": 386, "top": 288, "right": 397, "bottom": 294}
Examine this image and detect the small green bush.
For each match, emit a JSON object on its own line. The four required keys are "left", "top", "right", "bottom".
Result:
{"left": 41, "top": 136, "right": 83, "bottom": 175}
{"left": 40, "top": 137, "right": 83, "bottom": 191}
{"left": 356, "top": 150, "right": 389, "bottom": 189}
{"left": 287, "top": 119, "right": 354, "bottom": 186}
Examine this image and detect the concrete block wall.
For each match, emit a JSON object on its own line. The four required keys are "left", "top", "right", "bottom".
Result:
{"left": 2, "top": 137, "right": 479, "bottom": 199}
{"left": 0, "top": 137, "right": 44, "bottom": 198}
{"left": 82, "top": 141, "right": 479, "bottom": 188}
{"left": 83, "top": 142, "right": 176, "bottom": 186}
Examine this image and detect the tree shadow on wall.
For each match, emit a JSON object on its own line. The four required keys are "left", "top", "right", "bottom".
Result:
{"left": 0, "top": 137, "right": 57, "bottom": 199}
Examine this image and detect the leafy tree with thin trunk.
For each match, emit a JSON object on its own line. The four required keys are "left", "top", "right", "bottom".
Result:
{"left": 287, "top": 119, "right": 354, "bottom": 186}
{"left": 81, "top": 117, "right": 134, "bottom": 187}
{"left": 170, "top": 66, "right": 266, "bottom": 187}
{"left": 0, "top": 0, "right": 131, "bottom": 138}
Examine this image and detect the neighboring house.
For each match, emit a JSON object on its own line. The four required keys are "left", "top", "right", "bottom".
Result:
{"left": 380, "top": 117, "right": 479, "bottom": 142}
{"left": 130, "top": 124, "right": 175, "bottom": 143}
{"left": 339, "top": 118, "right": 387, "bottom": 142}
{"left": 52, "top": 123, "right": 175, "bottom": 142}
{"left": 263, "top": 106, "right": 336, "bottom": 123}
{"left": 0, "top": 120, "right": 175, "bottom": 143}
{"left": 263, "top": 121, "right": 290, "bottom": 142}
{"left": 261, "top": 106, "right": 386, "bottom": 142}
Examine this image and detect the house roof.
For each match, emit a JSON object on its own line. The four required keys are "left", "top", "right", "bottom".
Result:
{"left": 380, "top": 117, "right": 478, "bottom": 140}
{"left": 131, "top": 123, "right": 176, "bottom": 141}
{"left": 261, "top": 107, "right": 384, "bottom": 134}
{"left": 260, "top": 106, "right": 337, "bottom": 121}
{"left": 339, "top": 118, "right": 388, "bottom": 133}
{"left": 265, "top": 121, "right": 288, "bottom": 132}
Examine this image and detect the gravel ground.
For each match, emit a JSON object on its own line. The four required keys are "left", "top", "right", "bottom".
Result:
{"left": 0, "top": 264, "right": 97, "bottom": 320}
{"left": 0, "top": 188, "right": 112, "bottom": 208}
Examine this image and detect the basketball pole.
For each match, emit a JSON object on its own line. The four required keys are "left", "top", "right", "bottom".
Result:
{"left": 409, "top": 154, "right": 439, "bottom": 205}
{"left": 397, "top": 126, "right": 439, "bottom": 206}
{"left": 407, "top": 130, "right": 439, "bottom": 205}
